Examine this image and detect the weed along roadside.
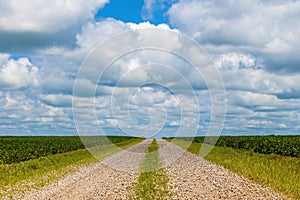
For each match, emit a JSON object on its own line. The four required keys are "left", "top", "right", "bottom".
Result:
{"left": 168, "top": 138, "right": 299, "bottom": 200}
{"left": 1, "top": 136, "right": 297, "bottom": 199}
{"left": 0, "top": 137, "right": 143, "bottom": 199}
{"left": 133, "top": 139, "right": 172, "bottom": 200}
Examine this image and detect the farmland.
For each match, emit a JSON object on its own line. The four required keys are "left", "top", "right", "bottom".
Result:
{"left": 168, "top": 135, "right": 300, "bottom": 157}
{"left": 0, "top": 136, "right": 139, "bottom": 164}
{"left": 0, "top": 137, "right": 143, "bottom": 198}
{"left": 168, "top": 137, "right": 300, "bottom": 199}
{"left": 17, "top": 139, "right": 293, "bottom": 200}
{"left": 1, "top": 136, "right": 298, "bottom": 199}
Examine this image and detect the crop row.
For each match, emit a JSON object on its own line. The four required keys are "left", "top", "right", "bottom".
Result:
{"left": 0, "top": 136, "right": 135, "bottom": 164}
{"left": 172, "top": 135, "right": 300, "bottom": 157}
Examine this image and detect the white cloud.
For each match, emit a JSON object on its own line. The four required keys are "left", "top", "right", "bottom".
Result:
{"left": 64, "top": 20, "right": 177, "bottom": 76}
{"left": 3, "top": 94, "right": 18, "bottom": 109}
{"left": 277, "top": 123, "right": 287, "bottom": 129}
{"left": 39, "top": 47, "right": 68, "bottom": 56}
{"left": 1, "top": 13, "right": 299, "bottom": 136}
{"left": 0, "top": 0, "right": 108, "bottom": 33}
{"left": 163, "top": 95, "right": 180, "bottom": 108}
{"left": 0, "top": 53, "right": 9, "bottom": 65}
{"left": 39, "top": 94, "right": 72, "bottom": 107}
{"left": 128, "top": 22, "right": 181, "bottom": 51}
{"left": 71, "top": 19, "right": 185, "bottom": 88}
{"left": 217, "top": 58, "right": 300, "bottom": 95}
{"left": 0, "top": 91, "right": 75, "bottom": 135}
{"left": 76, "top": 18, "right": 129, "bottom": 49}
{"left": 263, "top": 38, "right": 293, "bottom": 54}
{"left": 228, "top": 91, "right": 280, "bottom": 107}
{"left": 142, "top": 0, "right": 156, "bottom": 20}
{"left": 0, "top": 56, "right": 39, "bottom": 90}
{"left": 71, "top": 20, "right": 224, "bottom": 137}
{"left": 168, "top": 0, "right": 298, "bottom": 46}
{"left": 168, "top": 0, "right": 300, "bottom": 72}
{"left": 141, "top": 0, "right": 177, "bottom": 21}
{"left": 128, "top": 21, "right": 173, "bottom": 31}
{"left": 215, "top": 53, "right": 260, "bottom": 71}
{"left": 107, "top": 119, "right": 119, "bottom": 127}
{"left": 169, "top": 121, "right": 180, "bottom": 126}
{"left": 130, "top": 87, "right": 168, "bottom": 106}
{"left": 75, "top": 19, "right": 179, "bottom": 52}
{"left": 36, "top": 117, "right": 54, "bottom": 123}
{"left": 2, "top": 92, "right": 42, "bottom": 114}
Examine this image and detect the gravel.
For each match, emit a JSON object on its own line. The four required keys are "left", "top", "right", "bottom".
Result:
{"left": 19, "top": 139, "right": 152, "bottom": 200}
{"left": 157, "top": 139, "right": 290, "bottom": 200}
{"left": 15, "top": 139, "right": 291, "bottom": 199}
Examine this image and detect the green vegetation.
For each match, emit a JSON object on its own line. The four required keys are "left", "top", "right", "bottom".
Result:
{"left": 169, "top": 138, "right": 300, "bottom": 200}
{"left": 0, "top": 136, "right": 139, "bottom": 164}
{"left": 133, "top": 139, "right": 171, "bottom": 200}
{"left": 0, "top": 137, "right": 143, "bottom": 198}
{"left": 167, "top": 135, "right": 300, "bottom": 157}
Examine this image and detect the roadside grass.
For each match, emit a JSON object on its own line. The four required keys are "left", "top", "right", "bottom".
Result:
{"left": 168, "top": 139, "right": 300, "bottom": 200}
{"left": 133, "top": 139, "right": 172, "bottom": 200}
{"left": 0, "top": 138, "right": 143, "bottom": 198}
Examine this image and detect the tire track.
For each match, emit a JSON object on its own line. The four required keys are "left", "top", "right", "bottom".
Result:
{"left": 157, "top": 139, "right": 289, "bottom": 200}
{"left": 20, "top": 139, "right": 152, "bottom": 200}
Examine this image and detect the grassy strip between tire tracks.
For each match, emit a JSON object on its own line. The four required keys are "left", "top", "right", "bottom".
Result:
{"left": 0, "top": 138, "right": 143, "bottom": 199}
{"left": 168, "top": 139, "right": 300, "bottom": 200}
{"left": 133, "top": 139, "right": 172, "bottom": 200}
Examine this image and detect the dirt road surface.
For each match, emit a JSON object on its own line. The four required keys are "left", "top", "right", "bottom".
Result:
{"left": 157, "top": 139, "right": 289, "bottom": 200}
{"left": 19, "top": 139, "right": 289, "bottom": 200}
{"left": 20, "top": 139, "right": 151, "bottom": 200}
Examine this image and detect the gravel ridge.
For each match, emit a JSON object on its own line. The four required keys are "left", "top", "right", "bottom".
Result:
{"left": 11, "top": 139, "right": 291, "bottom": 200}
{"left": 18, "top": 139, "right": 152, "bottom": 200}
{"left": 157, "top": 139, "right": 290, "bottom": 200}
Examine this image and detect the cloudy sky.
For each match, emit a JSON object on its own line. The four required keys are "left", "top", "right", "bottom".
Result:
{"left": 0, "top": 0, "right": 299, "bottom": 137}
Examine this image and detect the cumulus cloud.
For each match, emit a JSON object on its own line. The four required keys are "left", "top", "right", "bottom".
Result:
{"left": 76, "top": 18, "right": 129, "bottom": 49}
{"left": 0, "top": 0, "right": 108, "bottom": 51}
{"left": 214, "top": 53, "right": 300, "bottom": 97}
{"left": 0, "top": 53, "right": 9, "bottom": 64}
{"left": 222, "top": 90, "right": 300, "bottom": 135}
{"left": 0, "top": 0, "right": 108, "bottom": 33}
{"left": 72, "top": 19, "right": 212, "bottom": 94}
{"left": 214, "top": 53, "right": 261, "bottom": 71}
{"left": 75, "top": 19, "right": 177, "bottom": 52}
{"left": 63, "top": 19, "right": 224, "bottom": 137}
{"left": 130, "top": 86, "right": 171, "bottom": 106}
{"left": 142, "top": 0, "right": 156, "bottom": 20}
{"left": 0, "top": 55, "right": 39, "bottom": 90}
{"left": 1, "top": 5, "right": 299, "bottom": 137}
{"left": 0, "top": 91, "right": 75, "bottom": 135}
{"left": 39, "top": 94, "right": 72, "bottom": 107}
{"left": 228, "top": 91, "right": 279, "bottom": 108}
{"left": 168, "top": 0, "right": 300, "bottom": 72}
{"left": 142, "top": 0, "right": 177, "bottom": 21}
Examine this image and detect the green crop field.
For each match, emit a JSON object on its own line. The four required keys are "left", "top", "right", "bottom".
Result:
{"left": 166, "top": 135, "right": 300, "bottom": 157}
{"left": 0, "top": 136, "right": 143, "bottom": 198}
{"left": 167, "top": 136, "right": 300, "bottom": 199}
{"left": 0, "top": 136, "right": 139, "bottom": 164}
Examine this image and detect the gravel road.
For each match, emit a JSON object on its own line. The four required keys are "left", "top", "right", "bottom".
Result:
{"left": 20, "top": 139, "right": 152, "bottom": 200}
{"left": 157, "top": 139, "right": 290, "bottom": 200}
{"left": 18, "top": 139, "right": 290, "bottom": 200}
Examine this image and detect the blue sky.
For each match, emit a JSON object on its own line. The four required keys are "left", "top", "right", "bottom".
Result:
{"left": 0, "top": 0, "right": 300, "bottom": 137}
{"left": 94, "top": 0, "right": 177, "bottom": 24}
{"left": 95, "top": 0, "right": 145, "bottom": 23}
